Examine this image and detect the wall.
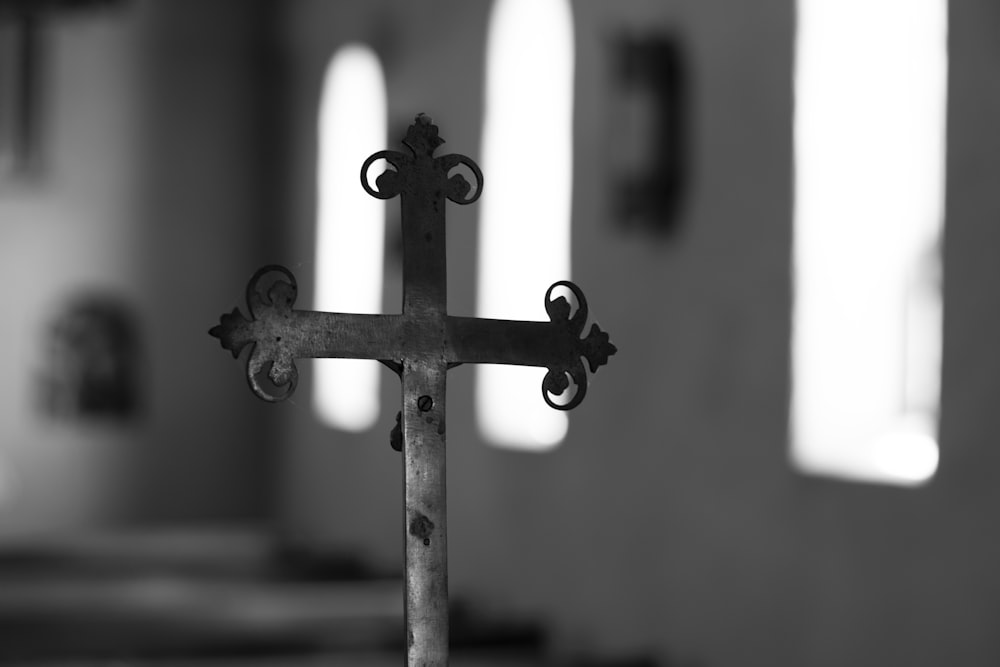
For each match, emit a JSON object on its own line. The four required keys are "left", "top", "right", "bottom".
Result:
{"left": 264, "top": 1, "right": 1000, "bottom": 665}
{"left": 0, "top": 0, "right": 275, "bottom": 533}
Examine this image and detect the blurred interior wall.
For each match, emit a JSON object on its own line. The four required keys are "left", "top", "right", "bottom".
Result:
{"left": 0, "top": 0, "right": 277, "bottom": 532}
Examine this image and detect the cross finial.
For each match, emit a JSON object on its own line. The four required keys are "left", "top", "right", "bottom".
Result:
{"left": 403, "top": 113, "right": 445, "bottom": 156}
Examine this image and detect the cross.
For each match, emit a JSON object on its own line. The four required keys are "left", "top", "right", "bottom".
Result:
{"left": 210, "top": 114, "right": 616, "bottom": 666}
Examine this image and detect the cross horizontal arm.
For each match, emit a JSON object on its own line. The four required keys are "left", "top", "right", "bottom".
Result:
{"left": 208, "top": 266, "right": 406, "bottom": 401}
{"left": 444, "top": 281, "right": 616, "bottom": 411}
{"left": 265, "top": 311, "right": 405, "bottom": 361}
{"left": 446, "top": 317, "right": 573, "bottom": 367}
{"left": 209, "top": 268, "right": 617, "bottom": 410}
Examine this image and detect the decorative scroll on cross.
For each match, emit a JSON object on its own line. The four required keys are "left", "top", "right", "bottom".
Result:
{"left": 209, "top": 114, "right": 616, "bottom": 666}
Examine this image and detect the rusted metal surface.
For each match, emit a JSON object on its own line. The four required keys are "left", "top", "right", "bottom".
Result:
{"left": 402, "top": 360, "right": 448, "bottom": 664}
{"left": 209, "top": 114, "right": 616, "bottom": 666}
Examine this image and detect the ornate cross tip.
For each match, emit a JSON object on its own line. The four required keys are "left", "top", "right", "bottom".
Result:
{"left": 208, "top": 265, "right": 301, "bottom": 402}
{"left": 539, "top": 281, "right": 618, "bottom": 410}
{"left": 361, "top": 114, "right": 483, "bottom": 205}
{"left": 208, "top": 309, "right": 252, "bottom": 359}
{"left": 582, "top": 323, "right": 617, "bottom": 372}
{"left": 403, "top": 113, "right": 445, "bottom": 155}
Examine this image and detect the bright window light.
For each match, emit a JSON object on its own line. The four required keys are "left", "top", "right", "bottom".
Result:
{"left": 313, "top": 44, "right": 387, "bottom": 432}
{"left": 476, "top": 0, "right": 575, "bottom": 451}
{"left": 791, "top": 0, "right": 947, "bottom": 485}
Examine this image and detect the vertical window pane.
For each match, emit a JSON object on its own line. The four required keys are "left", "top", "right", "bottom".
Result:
{"left": 792, "top": 0, "right": 947, "bottom": 485}
{"left": 476, "top": 0, "right": 575, "bottom": 450}
{"left": 313, "top": 44, "right": 387, "bottom": 432}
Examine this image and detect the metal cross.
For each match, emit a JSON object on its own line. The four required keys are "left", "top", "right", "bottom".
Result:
{"left": 209, "top": 114, "right": 616, "bottom": 666}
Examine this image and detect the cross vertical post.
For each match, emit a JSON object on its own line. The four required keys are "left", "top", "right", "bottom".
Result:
{"left": 389, "top": 114, "right": 457, "bottom": 662}
{"left": 210, "top": 114, "right": 616, "bottom": 666}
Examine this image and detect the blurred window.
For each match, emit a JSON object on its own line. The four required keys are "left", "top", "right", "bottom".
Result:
{"left": 313, "top": 44, "right": 387, "bottom": 432}
{"left": 476, "top": 0, "right": 576, "bottom": 450}
{"left": 791, "top": 0, "right": 947, "bottom": 485}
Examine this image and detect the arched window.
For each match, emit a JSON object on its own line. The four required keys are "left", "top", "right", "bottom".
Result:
{"left": 791, "top": 0, "right": 947, "bottom": 485}
{"left": 476, "top": 0, "right": 575, "bottom": 450}
{"left": 313, "top": 44, "right": 387, "bottom": 432}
